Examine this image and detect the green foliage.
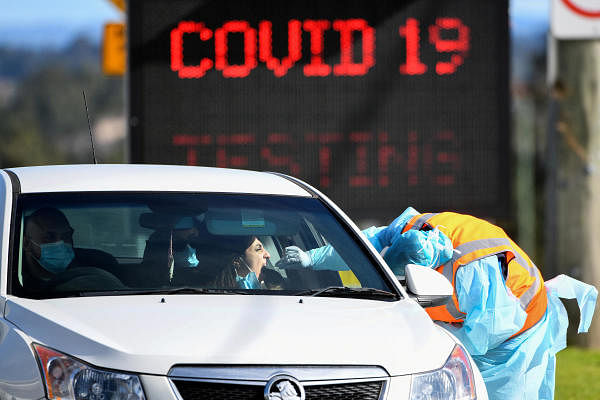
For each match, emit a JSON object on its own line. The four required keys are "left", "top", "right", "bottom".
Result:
{"left": 0, "top": 37, "right": 101, "bottom": 80}
{"left": 556, "top": 347, "right": 600, "bottom": 399}
{"left": 0, "top": 37, "right": 125, "bottom": 168}
{"left": 0, "top": 111, "right": 63, "bottom": 166}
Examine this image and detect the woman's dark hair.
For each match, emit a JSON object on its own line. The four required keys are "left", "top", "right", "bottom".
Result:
{"left": 224, "top": 235, "right": 257, "bottom": 254}
{"left": 212, "top": 235, "right": 258, "bottom": 288}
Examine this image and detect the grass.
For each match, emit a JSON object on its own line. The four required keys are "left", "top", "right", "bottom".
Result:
{"left": 555, "top": 347, "right": 600, "bottom": 399}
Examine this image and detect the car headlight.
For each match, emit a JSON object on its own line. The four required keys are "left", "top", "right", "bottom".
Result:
{"left": 33, "top": 343, "right": 147, "bottom": 400}
{"left": 409, "top": 344, "right": 476, "bottom": 400}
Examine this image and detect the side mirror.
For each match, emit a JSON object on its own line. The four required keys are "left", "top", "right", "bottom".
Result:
{"left": 404, "top": 264, "right": 453, "bottom": 308}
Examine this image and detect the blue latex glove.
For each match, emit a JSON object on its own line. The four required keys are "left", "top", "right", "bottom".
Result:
{"left": 382, "top": 228, "right": 454, "bottom": 275}
{"left": 277, "top": 226, "right": 386, "bottom": 271}
{"left": 375, "top": 206, "right": 420, "bottom": 248}
{"left": 277, "top": 246, "right": 313, "bottom": 269}
{"left": 361, "top": 226, "right": 387, "bottom": 253}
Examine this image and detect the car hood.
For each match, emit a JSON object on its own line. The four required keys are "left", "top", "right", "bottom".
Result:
{"left": 6, "top": 295, "right": 454, "bottom": 376}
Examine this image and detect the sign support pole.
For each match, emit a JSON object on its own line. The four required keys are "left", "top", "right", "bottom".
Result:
{"left": 551, "top": 39, "right": 600, "bottom": 348}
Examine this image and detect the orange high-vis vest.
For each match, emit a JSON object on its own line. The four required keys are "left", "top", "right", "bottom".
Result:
{"left": 402, "top": 212, "right": 548, "bottom": 337}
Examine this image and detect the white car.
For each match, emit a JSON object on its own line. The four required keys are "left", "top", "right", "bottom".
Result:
{"left": 0, "top": 164, "right": 487, "bottom": 400}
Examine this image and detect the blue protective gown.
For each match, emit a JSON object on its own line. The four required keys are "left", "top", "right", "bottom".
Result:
{"left": 305, "top": 207, "right": 597, "bottom": 399}
{"left": 307, "top": 207, "right": 454, "bottom": 275}
{"left": 374, "top": 208, "right": 597, "bottom": 400}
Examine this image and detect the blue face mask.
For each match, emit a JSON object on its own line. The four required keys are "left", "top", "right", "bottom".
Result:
{"left": 236, "top": 271, "right": 261, "bottom": 289}
{"left": 174, "top": 244, "right": 199, "bottom": 268}
{"left": 36, "top": 241, "right": 75, "bottom": 274}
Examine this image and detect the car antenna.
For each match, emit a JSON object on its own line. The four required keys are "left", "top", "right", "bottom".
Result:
{"left": 82, "top": 90, "right": 98, "bottom": 164}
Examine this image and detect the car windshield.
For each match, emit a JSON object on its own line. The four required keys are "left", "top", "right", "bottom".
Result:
{"left": 11, "top": 193, "right": 397, "bottom": 300}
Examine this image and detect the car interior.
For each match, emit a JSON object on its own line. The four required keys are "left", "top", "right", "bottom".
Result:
{"left": 15, "top": 202, "right": 359, "bottom": 296}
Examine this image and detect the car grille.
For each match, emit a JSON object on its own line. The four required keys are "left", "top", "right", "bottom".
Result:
{"left": 172, "top": 379, "right": 384, "bottom": 400}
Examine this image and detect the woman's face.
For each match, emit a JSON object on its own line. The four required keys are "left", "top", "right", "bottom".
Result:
{"left": 243, "top": 238, "right": 270, "bottom": 275}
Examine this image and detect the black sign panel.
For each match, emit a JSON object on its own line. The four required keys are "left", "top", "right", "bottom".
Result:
{"left": 128, "top": 0, "right": 509, "bottom": 222}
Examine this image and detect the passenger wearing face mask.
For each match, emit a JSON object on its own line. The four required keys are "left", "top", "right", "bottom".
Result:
{"left": 171, "top": 216, "right": 200, "bottom": 269}
{"left": 22, "top": 207, "right": 120, "bottom": 292}
{"left": 140, "top": 215, "right": 204, "bottom": 286}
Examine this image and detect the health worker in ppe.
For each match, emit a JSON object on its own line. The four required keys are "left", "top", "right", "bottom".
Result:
{"left": 140, "top": 215, "right": 203, "bottom": 284}
{"left": 277, "top": 207, "right": 598, "bottom": 400}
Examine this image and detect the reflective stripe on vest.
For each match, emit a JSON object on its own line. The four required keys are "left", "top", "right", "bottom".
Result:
{"left": 403, "top": 212, "right": 546, "bottom": 328}
{"left": 409, "top": 213, "right": 440, "bottom": 231}
{"left": 439, "top": 261, "right": 463, "bottom": 319}
{"left": 450, "top": 238, "right": 542, "bottom": 311}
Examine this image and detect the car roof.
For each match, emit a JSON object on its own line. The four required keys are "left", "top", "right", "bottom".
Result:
{"left": 5, "top": 164, "right": 312, "bottom": 196}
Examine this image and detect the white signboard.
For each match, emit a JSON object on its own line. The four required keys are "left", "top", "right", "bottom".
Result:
{"left": 551, "top": 0, "right": 600, "bottom": 38}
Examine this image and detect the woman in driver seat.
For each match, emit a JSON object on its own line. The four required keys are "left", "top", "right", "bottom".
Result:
{"left": 212, "top": 235, "right": 283, "bottom": 290}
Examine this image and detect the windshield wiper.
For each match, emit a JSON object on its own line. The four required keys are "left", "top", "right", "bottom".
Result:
{"left": 293, "top": 286, "right": 399, "bottom": 300}
{"left": 81, "top": 287, "right": 251, "bottom": 296}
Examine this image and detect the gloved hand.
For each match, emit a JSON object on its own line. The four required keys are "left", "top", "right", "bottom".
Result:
{"left": 383, "top": 228, "right": 454, "bottom": 275}
{"left": 276, "top": 246, "right": 312, "bottom": 269}
{"left": 376, "top": 207, "right": 420, "bottom": 248}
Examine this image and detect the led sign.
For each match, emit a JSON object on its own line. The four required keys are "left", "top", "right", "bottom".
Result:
{"left": 128, "top": 0, "right": 509, "bottom": 221}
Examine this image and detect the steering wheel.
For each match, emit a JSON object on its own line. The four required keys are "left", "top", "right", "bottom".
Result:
{"left": 51, "top": 267, "right": 126, "bottom": 292}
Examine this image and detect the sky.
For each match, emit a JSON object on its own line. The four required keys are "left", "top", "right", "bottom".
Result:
{"left": 510, "top": 0, "right": 549, "bottom": 21}
{"left": 1, "top": 0, "right": 121, "bottom": 25}
{"left": 1, "top": 0, "right": 123, "bottom": 48}
{"left": 1, "top": 0, "right": 550, "bottom": 48}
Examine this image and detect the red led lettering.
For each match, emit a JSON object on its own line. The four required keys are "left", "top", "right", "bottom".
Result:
{"left": 171, "top": 18, "right": 472, "bottom": 79}
{"left": 260, "top": 133, "right": 300, "bottom": 175}
{"left": 172, "top": 134, "right": 214, "bottom": 165}
{"left": 260, "top": 148, "right": 300, "bottom": 175}
{"left": 215, "top": 21, "right": 257, "bottom": 78}
{"left": 216, "top": 133, "right": 254, "bottom": 145}
{"left": 267, "top": 133, "right": 292, "bottom": 144}
{"left": 303, "top": 20, "right": 331, "bottom": 76}
{"left": 259, "top": 20, "right": 302, "bottom": 77}
{"left": 319, "top": 132, "right": 344, "bottom": 143}
{"left": 399, "top": 18, "right": 427, "bottom": 75}
{"left": 349, "top": 132, "right": 373, "bottom": 187}
{"left": 424, "top": 130, "right": 459, "bottom": 186}
{"left": 377, "top": 132, "right": 402, "bottom": 187}
{"left": 333, "top": 19, "right": 375, "bottom": 76}
{"left": 319, "top": 147, "right": 331, "bottom": 188}
{"left": 433, "top": 130, "right": 459, "bottom": 185}
{"left": 172, "top": 129, "right": 461, "bottom": 189}
{"left": 186, "top": 148, "right": 198, "bottom": 165}
{"left": 170, "top": 22, "right": 214, "bottom": 78}
{"left": 214, "top": 134, "right": 255, "bottom": 167}
{"left": 216, "top": 149, "right": 249, "bottom": 168}
{"left": 407, "top": 131, "right": 418, "bottom": 186}
{"left": 173, "top": 134, "right": 212, "bottom": 146}
{"left": 306, "top": 132, "right": 343, "bottom": 187}
{"left": 429, "top": 18, "right": 470, "bottom": 75}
